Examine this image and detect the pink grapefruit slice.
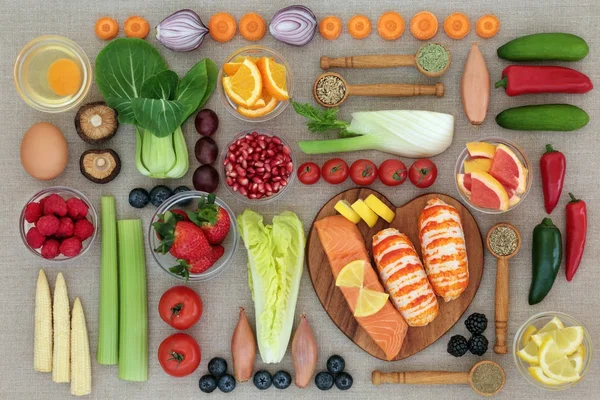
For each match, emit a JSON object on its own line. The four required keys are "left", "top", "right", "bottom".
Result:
{"left": 467, "top": 142, "right": 497, "bottom": 159}
{"left": 489, "top": 144, "right": 528, "bottom": 195}
{"left": 457, "top": 173, "right": 472, "bottom": 197}
{"left": 464, "top": 158, "right": 493, "bottom": 173}
{"left": 470, "top": 170, "right": 510, "bottom": 211}
{"left": 509, "top": 194, "right": 521, "bottom": 207}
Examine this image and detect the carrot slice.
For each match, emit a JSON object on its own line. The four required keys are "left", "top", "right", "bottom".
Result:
{"left": 209, "top": 12, "right": 237, "bottom": 43}
{"left": 476, "top": 14, "right": 500, "bottom": 38}
{"left": 377, "top": 12, "right": 405, "bottom": 40}
{"left": 95, "top": 17, "right": 119, "bottom": 40}
{"left": 124, "top": 16, "right": 150, "bottom": 39}
{"left": 239, "top": 12, "right": 266, "bottom": 41}
{"left": 444, "top": 12, "right": 470, "bottom": 40}
{"left": 320, "top": 16, "right": 343, "bottom": 40}
{"left": 348, "top": 15, "right": 371, "bottom": 39}
{"left": 410, "top": 11, "right": 438, "bottom": 40}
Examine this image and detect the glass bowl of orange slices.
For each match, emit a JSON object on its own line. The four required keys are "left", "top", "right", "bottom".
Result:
{"left": 454, "top": 138, "right": 532, "bottom": 214}
{"left": 218, "top": 46, "right": 292, "bottom": 122}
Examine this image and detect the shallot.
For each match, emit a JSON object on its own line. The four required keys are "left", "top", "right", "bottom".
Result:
{"left": 269, "top": 5, "right": 317, "bottom": 46}
{"left": 231, "top": 307, "right": 256, "bottom": 383}
{"left": 291, "top": 314, "right": 318, "bottom": 388}
{"left": 156, "top": 9, "right": 209, "bottom": 51}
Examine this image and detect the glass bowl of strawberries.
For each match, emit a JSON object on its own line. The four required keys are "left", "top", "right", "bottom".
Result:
{"left": 149, "top": 191, "right": 239, "bottom": 282}
{"left": 20, "top": 186, "right": 98, "bottom": 262}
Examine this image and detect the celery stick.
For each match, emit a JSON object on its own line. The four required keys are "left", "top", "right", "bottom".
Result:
{"left": 117, "top": 219, "right": 148, "bottom": 381}
{"left": 97, "top": 196, "right": 119, "bottom": 365}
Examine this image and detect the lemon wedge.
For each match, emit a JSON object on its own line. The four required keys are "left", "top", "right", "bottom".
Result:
{"left": 334, "top": 200, "right": 361, "bottom": 224}
{"left": 531, "top": 326, "right": 584, "bottom": 356}
{"left": 539, "top": 337, "right": 581, "bottom": 383}
{"left": 568, "top": 345, "right": 585, "bottom": 375}
{"left": 522, "top": 325, "right": 538, "bottom": 347}
{"left": 528, "top": 366, "right": 562, "bottom": 386}
{"left": 336, "top": 260, "right": 364, "bottom": 288}
{"left": 351, "top": 199, "right": 379, "bottom": 227}
{"left": 354, "top": 288, "right": 389, "bottom": 318}
{"left": 538, "top": 317, "right": 564, "bottom": 334}
{"left": 364, "top": 195, "right": 395, "bottom": 223}
{"left": 517, "top": 340, "right": 539, "bottom": 365}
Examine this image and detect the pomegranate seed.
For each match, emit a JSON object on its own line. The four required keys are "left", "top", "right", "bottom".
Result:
{"left": 272, "top": 168, "right": 280, "bottom": 176}
{"left": 238, "top": 177, "right": 249, "bottom": 186}
{"left": 249, "top": 193, "right": 258, "bottom": 199}
{"left": 233, "top": 183, "right": 239, "bottom": 191}
{"left": 265, "top": 183, "right": 273, "bottom": 192}
{"left": 247, "top": 167, "right": 255, "bottom": 174}
{"left": 254, "top": 161, "right": 264, "bottom": 168}
{"left": 251, "top": 176, "right": 261, "bottom": 184}
{"left": 241, "top": 150, "right": 249, "bottom": 159}
{"left": 239, "top": 186, "right": 248, "bottom": 196}
{"left": 245, "top": 134, "right": 253, "bottom": 141}
{"left": 272, "top": 137, "right": 281, "bottom": 145}
{"left": 281, "top": 179, "right": 288, "bottom": 187}
{"left": 226, "top": 177, "right": 234, "bottom": 186}
{"left": 226, "top": 163, "right": 234, "bottom": 173}
{"left": 267, "top": 149, "right": 275, "bottom": 157}
{"left": 256, "top": 167, "right": 265, "bottom": 174}
{"left": 252, "top": 131, "right": 258, "bottom": 137}
{"left": 251, "top": 183, "right": 258, "bottom": 192}
{"left": 272, "top": 176, "right": 282, "bottom": 182}
{"left": 235, "top": 165, "right": 244, "bottom": 174}
{"left": 266, "top": 191, "right": 273, "bottom": 197}
{"left": 286, "top": 163, "right": 294, "bottom": 173}
{"left": 248, "top": 147, "right": 254, "bottom": 154}
{"left": 264, "top": 163, "right": 272, "bottom": 172}
{"left": 228, "top": 153, "right": 236, "bottom": 162}
{"left": 229, "top": 171, "right": 237, "bottom": 178}
{"left": 263, "top": 173, "right": 271, "bottom": 180}
{"left": 253, "top": 153, "right": 260, "bottom": 161}
{"left": 282, "top": 146, "right": 291, "bottom": 155}
{"left": 256, "top": 193, "right": 263, "bottom": 199}
{"left": 258, "top": 140, "right": 266, "bottom": 149}
{"left": 273, "top": 182, "right": 281, "bottom": 192}
{"left": 242, "top": 159, "right": 248, "bottom": 169}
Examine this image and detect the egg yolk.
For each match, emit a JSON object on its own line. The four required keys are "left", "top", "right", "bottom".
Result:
{"left": 47, "top": 58, "right": 82, "bottom": 96}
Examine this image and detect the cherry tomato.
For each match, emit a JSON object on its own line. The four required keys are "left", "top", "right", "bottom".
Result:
{"left": 158, "top": 333, "right": 201, "bottom": 377}
{"left": 378, "top": 159, "right": 407, "bottom": 186}
{"left": 297, "top": 162, "right": 320, "bottom": 185}
{"left": 322, "top": 158, "right": 349, "bottom": 184}
{"left": 409, "top": 159, "right": 438, "bottom": 188}
{"left": 350, "top": 159, "right": 378, "bottom": 186}
{"left": 158, "top": 286, "right": 203, "bottom": 330}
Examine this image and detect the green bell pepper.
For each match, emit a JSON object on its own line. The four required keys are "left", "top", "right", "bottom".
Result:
{"left": 529, "top": 218, "right": 562, "bottom": 305}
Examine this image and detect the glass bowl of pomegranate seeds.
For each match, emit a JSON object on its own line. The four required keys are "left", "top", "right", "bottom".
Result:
{"left": 221, "top": 130, "right": 295, "bottom": 203}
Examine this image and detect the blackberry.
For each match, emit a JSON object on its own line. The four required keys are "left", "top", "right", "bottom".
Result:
{"left": 468, "top": 334, "right": 489, "bottom": 356}
{"left": 447, "top": 335, "right": 469, "bottom": 357}
{"left": 465, "top": 313, "right": 488, "bottom": 335}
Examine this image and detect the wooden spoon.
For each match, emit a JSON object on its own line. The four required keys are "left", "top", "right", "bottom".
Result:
{"left": 320, "top": 43, "right": 452, "bottom": 78}
{"left": 372, "top": 360, "right": 505, "bottom": 397}
{"left": 313, "top": 72, "right": 444, "bottom": 108}
{"left": 486, "top": 223, "right": 522, "bottom": 354}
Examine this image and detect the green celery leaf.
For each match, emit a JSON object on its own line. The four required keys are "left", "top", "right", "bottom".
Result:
{"left": 132, "top": 98, "right": 186, "bottom": 137}
{"left": 141, "top": 70, "right": 179, "bottom": 100}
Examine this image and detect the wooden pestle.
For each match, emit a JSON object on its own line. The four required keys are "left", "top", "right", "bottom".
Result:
{"left": 372, "top": 370, "right": 469, "bottom": 385}
{"left": 321, "top": 54, "right": 417, "bottom": 70}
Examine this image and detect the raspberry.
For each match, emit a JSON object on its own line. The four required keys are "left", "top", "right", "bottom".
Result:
{"left": 60, "top": 237, "right": 82, "bottom": 257}
{"left": 26, "top": 227, "right": 46, "bottom": 249}
{"left": 55, "top": 217, "right": 75, "bottom": 238}
{"left": 41, "top": 239, "right": 60, "bottom": 259}
{"left": 36, "top": 215, "right": 60, "bottom": 236}
{"left": 66, "top": 198, "right": 89, "bottom": 220}
{"left": 74, "top": 219, "right": 95, "bottom": 241}
{"left": 43, "top": 194, "right": 68, "bottom": 217}
{"left": 24, "top": 202, "right": 43, "bottom": 223}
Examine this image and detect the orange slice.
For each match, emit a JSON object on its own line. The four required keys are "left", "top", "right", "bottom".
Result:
{"left": 256, "top": 56, "right": 289, "bottom": 101}
{"left": 470, "top": 170, "right": 509, "bottom": 211}
{"left": 466, "top": 142, "right": 496, "bottom": 159}
{"left": 237, "top": 96, "right": 278, "bottom": 118}
{"left": 222, "top": 58, "right": 262, "bottom": 107}
{"left": 223, "top": 62, "right": 243, "bottom": 76}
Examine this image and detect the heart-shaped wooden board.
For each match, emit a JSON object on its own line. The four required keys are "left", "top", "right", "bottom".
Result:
{"left": 306, "top": 188, "right": 484, "bottom": 361}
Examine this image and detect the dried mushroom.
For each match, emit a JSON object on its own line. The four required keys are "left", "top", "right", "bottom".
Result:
{"left": 79, "top": 149, "right": 121, "bottom": 184}
{"left": 75, "top": 102, "right": 118, "bottom": 144}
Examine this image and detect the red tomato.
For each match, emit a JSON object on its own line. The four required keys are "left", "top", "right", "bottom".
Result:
{"left": 158, "top": 286, "right": 203, "bottom": 330}
{"left": 322, "top": 158, "right": 349, "bottom": 184}
{"left": 350, "top": 159, "right": 378, "bottom": 186}
{"left": 297, "top": 162, "right": 320, "bottom": 185}
{"left": 158, "top": 333, "right": 201, "bottom": 377}
{"left": 409, "top": 159, "right": 438, "bottom": 188}
{"left": 378, "top": 159, "right": 407, "bottom": 186}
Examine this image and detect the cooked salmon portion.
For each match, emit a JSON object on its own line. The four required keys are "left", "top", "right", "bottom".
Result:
{"left": 373, "top": 228, "right": 439, "bottom": 327}
{"left": 315, "top": 215, "right": 407, "bottom": 360}
{"left": 418, "top": 198, "right": 469, "bottom": 302}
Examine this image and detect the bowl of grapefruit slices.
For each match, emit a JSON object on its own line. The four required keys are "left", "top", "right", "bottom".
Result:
{"left": 455, "top": 138, "right": 532, "bottom": 214}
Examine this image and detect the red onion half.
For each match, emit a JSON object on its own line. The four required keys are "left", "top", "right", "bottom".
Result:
{"left": 156, "top": 9, "right": 209, "bottom": 52}
{"left": 269, "top": 5, "right": 317, "bottom": 46}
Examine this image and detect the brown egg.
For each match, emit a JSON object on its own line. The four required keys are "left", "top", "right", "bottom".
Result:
{"left": 20, "top": 122, "right": 69, "bottom": 180}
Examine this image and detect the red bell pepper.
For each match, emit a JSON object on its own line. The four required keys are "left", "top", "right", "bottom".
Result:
{"left": 566, "top": 193, "right": 587, "bottom": 281}
{"left": 540, "top": 144, "right": 566, "bottom": 214}
{"left": 495, "top": 65, "right": 593, "bottom": 96}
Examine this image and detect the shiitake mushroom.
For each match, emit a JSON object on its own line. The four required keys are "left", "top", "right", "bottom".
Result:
{"left": 75, "top": 102, "right": 119, "bottom": 144}
{"left": 79, "top": 149, "right": 121, "bottom": 184}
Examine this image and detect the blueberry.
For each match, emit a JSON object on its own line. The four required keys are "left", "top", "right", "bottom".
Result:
{"left": 172, "top": 186, "right": 192, "bottom": 206}
{"left": 253, "top": 370, "right": 272, "bottom": 390}
{"left": 335, "top": 372, "right": 353, "bottom": 390}
{"left": 315, "top": 371, "right": 334, "bottom": 391}
{"left": 128, "top": 188, "right": 150, "bottom": 208}
{"left": 272, "top": 370, "right": 292, "bottom": 389}
{"left": 208, "top": 357, "right": 228, "bottom": 378}
{"left": 217, "top": 374, "right": 236, "bottom": 393}
{"left": 149, "top": 185, "right": 173, "bottom": 207}
{"left": 199, "top": 374, "right": 218, "bottom": 393}
{"left": 326, "top": 354, "right": 345, "bottom": 374}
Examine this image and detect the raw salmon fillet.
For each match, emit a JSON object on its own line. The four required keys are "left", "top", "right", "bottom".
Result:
{"left": 315, "top": 215, "right": 408, "bottom": 360}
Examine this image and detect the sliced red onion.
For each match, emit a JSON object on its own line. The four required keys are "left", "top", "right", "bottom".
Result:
{"left": 156, "top": 9, "right": 209, "bottom": 52}
{"left": 269, "top": 5, "right": 317, "bottom": 46}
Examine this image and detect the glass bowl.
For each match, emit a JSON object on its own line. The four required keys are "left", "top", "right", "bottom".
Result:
{"left": 217, "top": 45, "right": 293, "bottom": 123}
{"left": 220, "top": 130, "right": 295, "bottom": 204}
{"left": 20, "top": 186, "right": 98, "bottom": 262}
{"left": 454, "top": 137, "right": 532, "bottom": 214}
{"left": 13, "top": 35, "right": 92, "bottom": 113}
{"left": 513, "top": 311, "right": 593, "bottom": 391}
{"left": 148, "top": 191, "right": 239, "bottom": 282}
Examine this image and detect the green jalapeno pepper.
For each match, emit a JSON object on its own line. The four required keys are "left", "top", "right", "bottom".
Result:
{"left": 529, "top": 217, "right": 562, "bottom": 305}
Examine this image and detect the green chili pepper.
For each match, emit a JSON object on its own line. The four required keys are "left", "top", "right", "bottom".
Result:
{"left": 529, "top": 218, "right": 562, "bottom": 305}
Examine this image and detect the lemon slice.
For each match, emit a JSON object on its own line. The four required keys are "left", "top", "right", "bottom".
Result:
{"left": 531, "top": 326, "right": 584, "bottom": 356}
{"left": 522, "top": 325, "right": 538, "bottom": 347}
{"left": 568, "top": 345, "right": 585, "bottom": 375}
{"left": 528, "top": 366, "right": 562, "bottom": 386}
{"left": 517, "top": 340, "right": 539, "bottom": 365}
{"left": 538, "top": 317, "right": 564, "bottom": 334}
{"left": 364, "top": 195, "right": 395, "bottom": 223}
{"left": 336, "top": 260, "right": 364, "bottom": 288}
{"left": 334, "top": 200, "right": 361, "bottom": 224}
{"left": 354, "top": 288, "right": 389, "bottom": 318}
{"left": 539, "top": 337, "right": 581, "bottom": 383}
{"left": 351, "top": 199, "right": 379, "bottom": 227}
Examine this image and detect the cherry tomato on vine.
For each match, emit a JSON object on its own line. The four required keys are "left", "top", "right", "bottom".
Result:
{"left": 297, "top": 162, "right": 320, "bottom": 185}
{"left": 322, "top": 158, "right": 349, "bottom": 184}
{"left": 350, "top": 159, "right": 378, "bottom": 186}
{"left": 378, "top": 159, "right": 407, "bottom": 186}
{"left": 158, "top": 333, "right": 201, "bottom": 377}
{"left": 409, "top": 159, "right": 438, "bottom": 188}
{"left": 158, "top": 286, "right": 203, "bottom": 330}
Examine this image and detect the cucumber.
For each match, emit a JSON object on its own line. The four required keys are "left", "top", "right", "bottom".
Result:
{"left": 497, "top": 33, "right": 589, "bottom": 61}
{"left": 496, "top": 104, "right": 589, "bottom": 131}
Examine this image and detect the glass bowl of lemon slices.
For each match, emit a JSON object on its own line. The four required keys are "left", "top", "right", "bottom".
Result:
{"left": 514, "top": 312, "right": 592, "bottom": 391}
{"left": 218, "top": 46, "right": 293, "bottom": 123}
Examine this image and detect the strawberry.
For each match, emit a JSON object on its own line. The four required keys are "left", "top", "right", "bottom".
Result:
{"left": 153, "top": 212, "right": 211, "bottom": 261}
{"left": 187, "top": 194, "right": 231, "bottom": 244}
{"left": 169, "top": 245, "right": 225, "bottom": 280}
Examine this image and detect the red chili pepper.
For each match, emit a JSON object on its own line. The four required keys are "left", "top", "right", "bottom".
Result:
{"left": 540, "top": 144, "right": 566, "bottom": 214}
{"left": 566, "top": 193, "right": 587, "bottom": 282}
{"left": 495, "top": 65, "right": 593, "bottom": 96}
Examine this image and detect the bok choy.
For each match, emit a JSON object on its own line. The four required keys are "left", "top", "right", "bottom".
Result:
{"left": 95, "top": 38, "right": 217, "bottom": 178}
{"left": 292, "top": 102, "right": 454, "bottom": 158}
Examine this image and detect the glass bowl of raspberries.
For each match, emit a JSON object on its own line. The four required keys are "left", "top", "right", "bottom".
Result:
{"left": 20, "top": 186, "right": 97, "bottom": 261}
{"left": 149, "top": 191, "right": 238, "bottom": 282}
